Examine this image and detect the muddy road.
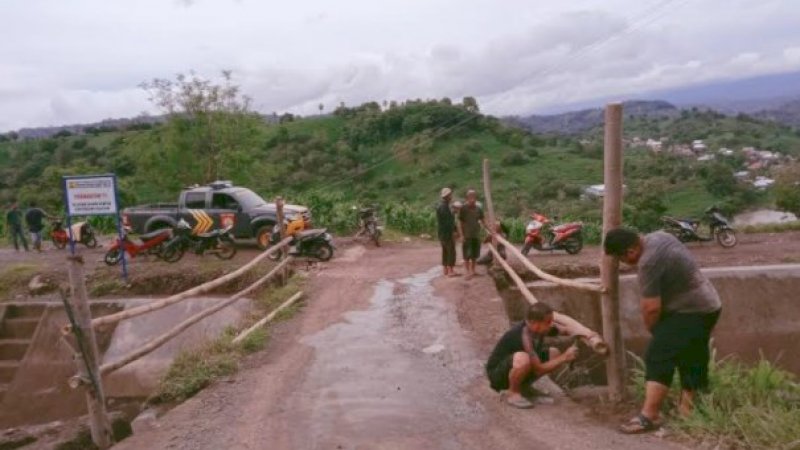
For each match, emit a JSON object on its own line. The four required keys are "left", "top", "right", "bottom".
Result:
{"left": 113, "top": 242, "right": 685, "bottom": 450}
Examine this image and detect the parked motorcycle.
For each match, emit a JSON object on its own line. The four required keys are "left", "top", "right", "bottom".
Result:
{"left": 268, "top": 216, "right": 335, "bottom": 261}
{"left": 521, "top": 213, "right": 584, "bottom": 255}
{"left": 104, "top": 228, "right": 172, "bottom": 266}
{"left": 160, "top": 219, "right": 237, "bottom": 262}
{"left": 661, "top": 206, "right": 737, "bottom": 248}
{"left": 355, "top": 205, "right": 382, "bottom": 247}
{"left": 50, "top": 218, "right": 98, "bottom": 249}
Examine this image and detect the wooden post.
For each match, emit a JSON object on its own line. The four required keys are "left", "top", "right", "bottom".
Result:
{"left": 275, "top": 196, "right": 287, "bottom": 284}
{"left": 482, "top": 159, "right": 498, "bottom": 247}
{"left": 67, "top": 255, "right": 113, "bottom": 448}
{"left": 601, "top": 102, "right": 626, "bottom": 401}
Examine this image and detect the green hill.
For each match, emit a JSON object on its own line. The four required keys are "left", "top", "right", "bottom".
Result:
{"left": 1, "top": 98, "right": 798, "bottom": 243}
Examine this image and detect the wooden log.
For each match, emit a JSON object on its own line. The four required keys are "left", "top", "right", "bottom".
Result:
{"left": 99, "top": 257, "right": 292, "bottom": 375}
{"left": 67, "top": 256, "right": 113, "bottom": 449}
{"left": 482, "top": 159, "right": 498, "bottom": 247}
{"left": 601, "top": 102, "right": 627, "bottom": 401}
{"left": 493, "top": 233, "right": 604, "bottom": 293}
{"left": 488, "top": 245, "right": 608, "bottom": 355}
{"left": 91, "top": 237, "right": 293, "bottom": 329}
{"left": 232, "top": 291, "right": 304, "bottom": 345}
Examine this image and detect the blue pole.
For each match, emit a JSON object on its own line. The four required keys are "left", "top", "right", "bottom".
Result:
{"left": 63, "top": 177, "right": 76, "bottom": 255}
{"left": 113, "top": 175, "right": 128, "bottom": 281}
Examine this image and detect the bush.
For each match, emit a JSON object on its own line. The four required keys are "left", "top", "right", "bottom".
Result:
{"left": 501, "top": 151, "right": 529, "bottom": 166}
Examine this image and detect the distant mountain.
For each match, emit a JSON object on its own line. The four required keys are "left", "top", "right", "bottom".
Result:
{"left": 10, "top": 116, "right": 165, "bottom": 139}
{"left": 507, "top": 100, "right": 679, "bottom": 134}
{"left": 754, "top": 99, "right": 800, "bottom": 128}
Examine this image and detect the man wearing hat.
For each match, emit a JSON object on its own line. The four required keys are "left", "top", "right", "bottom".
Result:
{"left": 436, "top": 187, "right": 459, "bottom": 277}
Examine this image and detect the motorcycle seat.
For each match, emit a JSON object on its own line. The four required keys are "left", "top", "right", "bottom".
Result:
{"left": 199, "top": 230, "right": 223, "bottom": 238}
{"left": 141, "top": 229, "right": 169, "bottom": 240}
{"left": 296, "top": 228, "right": 327, "bottom": 239}
{"left": 553, "top": 222, "right": 581, "bottom": 232}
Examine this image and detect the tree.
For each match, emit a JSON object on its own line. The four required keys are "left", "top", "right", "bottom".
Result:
{"left": 462, "top": 96, "right": 479, "bottom": 113}
{"left": 140, "top": 71, "right": 262, "bottom": 183}
{"left": 318, "top": 103, "right": 324, "bottom": 115}
{"left": 775, "top": 163, "right": 800, "bottom": 215}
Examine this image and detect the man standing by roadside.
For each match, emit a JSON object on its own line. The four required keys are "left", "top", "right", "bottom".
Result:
{"left": 5, "top": 202, "right": 29, "bottom": 252}
{"left": 457, "top": 189, "right": 486, "bottom": 279}
{"left": 25, "top": 201, "right": 50, "bottom": 252}
{"left": 604, "top": 228, "right": 722, "bottom": 433}
{"left": 436, "top": 187, "right": 459, "bottom": 277}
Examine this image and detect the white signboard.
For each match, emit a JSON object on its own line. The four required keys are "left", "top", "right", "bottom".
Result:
{"left": 64, "top": 176, "right": 118, "bottom": 216}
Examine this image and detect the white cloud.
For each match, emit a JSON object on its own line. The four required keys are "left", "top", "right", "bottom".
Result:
{"left": 1, "top": 0, "right": 800, "bottom": 130}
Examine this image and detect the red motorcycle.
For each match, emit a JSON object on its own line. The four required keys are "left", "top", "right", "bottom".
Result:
{"left": 104, "top": 228, "right": 172, "bottom": 266}
{"left": 521, "top": 213, "right": 584, "bottom": 255}
{"left": 50, "top": 219, "right": 98, "bottom": 249}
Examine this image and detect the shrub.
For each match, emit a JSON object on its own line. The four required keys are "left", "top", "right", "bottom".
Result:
{"left": 501, "top": 151, "right": 529, "bottom": 166}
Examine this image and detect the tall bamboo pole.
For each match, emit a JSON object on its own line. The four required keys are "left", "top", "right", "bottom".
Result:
{"left": 601, "top": 103, "right": 626, "bottom": 401}
{"left": 482, "top": 159, "right": 497, "bottom": 246}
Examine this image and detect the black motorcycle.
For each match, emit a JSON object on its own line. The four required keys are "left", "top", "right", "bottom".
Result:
{"left": 268, "top": 224, "right": 334, "bottom": 262}
{"left": 355, "top": 205, "right": 382, "bottom": 247}
{"left": 160, "top": 219, "right": 237, "bottom": 262}
{"left": 662, "top": 206, "right": 737, "bottom": 248}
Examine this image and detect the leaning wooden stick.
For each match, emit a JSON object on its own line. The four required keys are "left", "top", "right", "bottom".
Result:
{"left": 488, "top": 245, "right": 608, "bottom": 355}
{"left": 493, "top": 233, "right": 605, "bottom": 293}
{"left": 99, "top": 257, "right": 292, "bottom": 375}
{"left": 90, "top": 236, "right": 293, "bottom": 330}
{"left": 232, "top": 291, "right": 304, "bottom": 345}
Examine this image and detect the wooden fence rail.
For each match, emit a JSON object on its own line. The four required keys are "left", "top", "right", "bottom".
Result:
{"left": 99, "top": 256, "right": 293, "bottom": 375}
{"left": 89, "top": 236, "right": 293, "bottom": 330}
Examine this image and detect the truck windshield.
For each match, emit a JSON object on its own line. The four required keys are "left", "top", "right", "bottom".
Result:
{"left": 234, "top": 190, "right": 267, "bottom": 209}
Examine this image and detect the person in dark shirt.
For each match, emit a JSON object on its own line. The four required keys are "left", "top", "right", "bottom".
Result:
{"left": 457, "top": 189, "right": 486, "bottom": 279}
{"left": 5, "top": 202, "right": 29, "bottom": 251}
{"left": 486, "top": 302, "right": 578, "bottom": 409}
{"left": 436, "top": 187, "right": 459, "bottom": 277}
{"left": 25, "top": 201, "right": 50, "bottom": 252}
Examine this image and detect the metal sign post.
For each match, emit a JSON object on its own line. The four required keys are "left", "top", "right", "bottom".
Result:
{"left": 63, "top": 174, "right": 127, "bottom": 280}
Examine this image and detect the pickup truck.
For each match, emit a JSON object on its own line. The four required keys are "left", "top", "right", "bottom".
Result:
{"left": 122, "top": 181, "right": 310, "bottom": 249}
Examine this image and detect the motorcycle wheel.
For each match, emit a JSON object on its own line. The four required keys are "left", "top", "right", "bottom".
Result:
{"left": 315, "top": 242, "right": 334, "bottom": 261}
{"left": 564, "top": 237, "right": 583, "bottom": 255}
{"left": 521, "top": 243, "right": 532, "bottom": 256}
{"left": 214, "top": 241, "right": 237, "bottom": 260}
{"left": 267, "top": 246, "right": 285, "bottom": 262}
{"left": 716, "top": 229, "right": 738, "bottom": 248}
{"left": 83, "top": 234, "right": 98, "bottom": 248}
{"left": 160, "top": 245, "right": 185, "bottom": 263}
{"left": 368, "top": 223, "right": 381, "bottom": 247}
{"left": 52, "top": 236, "right": 67, "bottom": 250}
{"left": 104, "top": 249, "right": 122, "bottom": 266}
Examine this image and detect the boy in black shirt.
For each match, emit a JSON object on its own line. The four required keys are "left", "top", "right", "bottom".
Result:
{"left": 486, "top": 302, "right": 578, "bottom": 408}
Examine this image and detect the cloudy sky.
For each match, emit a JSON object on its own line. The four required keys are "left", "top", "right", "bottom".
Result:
{"left": 2, "top": 0, "right": 800, "bottom": 131}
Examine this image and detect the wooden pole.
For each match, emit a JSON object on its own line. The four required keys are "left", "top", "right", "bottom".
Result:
{"left": 67, "top": 255, "right": 113, "bottom": 449}
{"left": 90, "top": 237, "right": 292, "bottom": 329}
{"left": 275, "top": 196, "right": 287, "bottom": 284}
{"left": 488, "top": 245, "right": 608, "bottom": 355}
{"left": 482, "top": 159, "right": 498, "bottom": 246}
{"left": 493, "top": 233, "right": 604, "bottom": 293}
{"left": 232, "top": 291, "right": 304, "bottom": 344}
{"left": 100, "top": 257, "right": 293, "bottom": 375}
{"left": 601, "top": 102, "right": 626, "bottom": 401}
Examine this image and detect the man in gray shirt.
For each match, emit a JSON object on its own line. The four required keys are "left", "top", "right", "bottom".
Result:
{"left": 604, "top": 229, "right": 721, "bottom": 434}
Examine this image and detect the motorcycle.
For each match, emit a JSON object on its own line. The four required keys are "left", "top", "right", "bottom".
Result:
{"left": 521, "top": 213, "right": 584, "bottom": 255}
{"left": 267, "top": 216, "right": 335, "bottom": 262}
{"left": 51, "top": 218, "right": 98, "bottom": 249}
{"left": 104, "top": 228, "right": 172, "bottom": 266}
{"left": 354, "top": 205, "right": 382, "bottom": 247}
{"left": 661, "top": 206, "right": 737, "bottom": 248}
{"left": 160, "top": 219, "right": 237, "bottom": 262}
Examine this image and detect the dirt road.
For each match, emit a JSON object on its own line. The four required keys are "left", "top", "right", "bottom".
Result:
{"left": 113, "top": 242, "right": 686, "bottom": 450}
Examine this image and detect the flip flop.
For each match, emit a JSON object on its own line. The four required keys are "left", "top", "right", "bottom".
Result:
{"left": 506, "top": 395, "right": 535, "bottom": 409}
{"left": 619, "top": 414, "right": 659, "bottom": 434}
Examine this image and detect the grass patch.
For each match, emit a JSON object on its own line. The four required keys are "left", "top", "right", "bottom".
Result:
{"left": 630, "top": 349, "right": 800, "bottom": 450}
{"left": 0, "top": 263, "right": 39, "bottom": 300}
{"left": 742, "top": 221, "right": 800, "bottom": 234}
{"left": 150, "top": 275, "right": 306, "bottom": 405}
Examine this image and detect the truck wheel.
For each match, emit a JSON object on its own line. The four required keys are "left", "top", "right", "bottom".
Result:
{"left": 256, "top": 225, "right": 274, "bottom": 250}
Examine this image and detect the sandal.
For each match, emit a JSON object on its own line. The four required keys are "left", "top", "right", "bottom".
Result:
{"left": 619, "top": 414, "right": 659, "bottom": 434}
{"left": 506, "top": 395, "right": 535, "bottom": 409}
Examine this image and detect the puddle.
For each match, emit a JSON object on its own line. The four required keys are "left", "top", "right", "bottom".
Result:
{"left": 300, "top": 266, "right": 486, "bottom": 447}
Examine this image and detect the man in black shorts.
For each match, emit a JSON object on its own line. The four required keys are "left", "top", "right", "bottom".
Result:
{"left": 436, "top": 187, "right": 459, "bottom": 277}
{"left": 486, "top": 302, "right": 578, "bottom": 409}
{"left": 457, "top": 189, "right": 486, "bottom": 279}
{"left": 604, "top": 228, "right": 722, "bottom": 433}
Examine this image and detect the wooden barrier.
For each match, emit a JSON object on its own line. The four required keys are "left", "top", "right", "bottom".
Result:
{"left": 232, "top": 291, "right": 304, "bottom": 345}
{"left": 100, "top": 257, "right": 292, "bottom": 375}
{"left": 90, "top": 237, "right": 293, "bottom": 330}
{"left": 488, "top": 245, "right": 608, "bottom": 355}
